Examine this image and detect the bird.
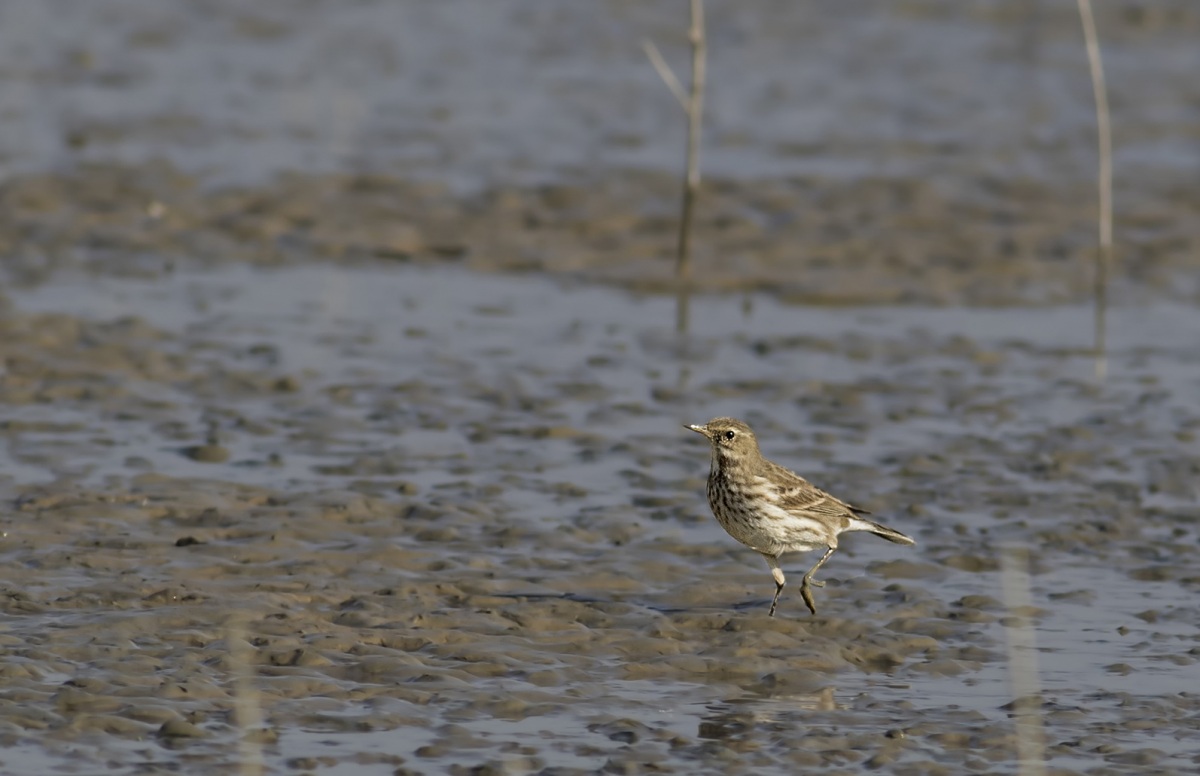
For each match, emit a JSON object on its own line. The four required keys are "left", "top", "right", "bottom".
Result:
{"left": 685, "top": 416, "right": 915, "bottom": 616}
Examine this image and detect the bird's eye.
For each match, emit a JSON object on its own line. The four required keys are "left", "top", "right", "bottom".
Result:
{"left": 724, "top": 430, "right": 736, "bottom": 440}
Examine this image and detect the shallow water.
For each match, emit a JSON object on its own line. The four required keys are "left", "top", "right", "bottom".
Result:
{"left": 1, "top": 263, "right": 1197, "bottom": 773}
{"left": 2, "top": 1, "right": 1197, "bottom": 191}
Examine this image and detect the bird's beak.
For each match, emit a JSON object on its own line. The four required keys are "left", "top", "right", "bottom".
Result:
{"left": 685, "top": 423, "right": 710, "bottom": 438}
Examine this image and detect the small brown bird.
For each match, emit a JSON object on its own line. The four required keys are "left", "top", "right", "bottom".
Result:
{"left": 686, "top": 417, "right": 915, "bottom": 616}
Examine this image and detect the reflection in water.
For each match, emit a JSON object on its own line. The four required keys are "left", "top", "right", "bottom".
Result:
{"left": 1000, "top": 546, "right": 1047, "bottom": 776}
{"left": 675, "top": 283, "right": 693, "bottom": 394}
{"left": 675, "top": 283, "right": 692, "bottom": 336}
{"left": 698, "top": 689, "right": 839, "bottom": 741}
{"left": 1093, "top": 244, "right": 1108, "bottom": 381}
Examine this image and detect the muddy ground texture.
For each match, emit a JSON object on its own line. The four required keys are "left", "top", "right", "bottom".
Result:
{"left": 0, "top": 160, "right": 1198, "bottom": 306}
{"left": 0, "top": 262, "right": 1197, "bottom": 774}
{"left": 1, "top": 0, "right": 1199, "bottom": 774}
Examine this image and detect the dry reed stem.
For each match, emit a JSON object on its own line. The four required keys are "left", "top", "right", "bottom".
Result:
{"left": 642, "top": 1, "right": 706, "bottom": 285}
{"left": 675, "top": 0, "right": 706, "bottom": 284}
{"left": 642, "top": 39, "right": 688, "bottom": 109}
{"left": 1076, "top": 0, "right": 1111, "bottom": 380}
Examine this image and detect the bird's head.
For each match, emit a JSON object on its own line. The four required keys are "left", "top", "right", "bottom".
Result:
{"left": 685, "top": 417, "right": 760, "bottom": 463}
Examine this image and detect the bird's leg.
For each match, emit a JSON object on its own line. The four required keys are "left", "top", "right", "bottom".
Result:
{"left": 802, "top": 546, "right": 836, "bottom": 588}
{"left": 764, "top": 556, "right": 786, "bottom": 617}
{"left": 799, "top": 547, "right": 836, "bottom": 615}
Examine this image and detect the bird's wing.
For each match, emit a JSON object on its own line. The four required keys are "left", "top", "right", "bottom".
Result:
{"left": 761, "top": 466, "right": 869, "bottom": 517}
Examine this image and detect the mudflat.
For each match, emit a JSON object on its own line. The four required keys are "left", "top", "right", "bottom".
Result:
{"left": 1, "top": 1, "right": 1198, "bottom": 774}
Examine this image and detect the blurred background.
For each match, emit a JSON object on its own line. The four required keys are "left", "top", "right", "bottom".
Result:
{"left": 0, "top": 2, "right": 1198, "bottom": 774}
{"left": 0, "top": 0, "right": 1196, "bottom": 299}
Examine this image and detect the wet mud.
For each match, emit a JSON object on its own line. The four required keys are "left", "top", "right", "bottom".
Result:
{"left": 0, "top": 1, "right": 1198, "bottom": 774}
{"left": 2, "top": 267, "right": 1198, "bottom": 773}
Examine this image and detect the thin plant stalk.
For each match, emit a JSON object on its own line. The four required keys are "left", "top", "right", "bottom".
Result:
{"left": 644, "top": 1, "right": 707, "bottom": 333}
{"left": 676, "top": 0, "right": 706, "bottom": 284}
{"left": 1077, "top": 0, "right": 1111, "bottom": 380}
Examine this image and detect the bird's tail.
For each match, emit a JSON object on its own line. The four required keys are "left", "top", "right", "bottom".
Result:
{"left": 849, "top": 517, "right": 916, "bottom": 546}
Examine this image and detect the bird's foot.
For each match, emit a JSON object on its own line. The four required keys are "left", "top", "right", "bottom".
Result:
{"left": 799, "top": 580, "right": 819, "bottom": 615}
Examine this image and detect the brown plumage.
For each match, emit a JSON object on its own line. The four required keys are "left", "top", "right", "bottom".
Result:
{"left": 686, "top": 416, "right": 915, "bottom": 616}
